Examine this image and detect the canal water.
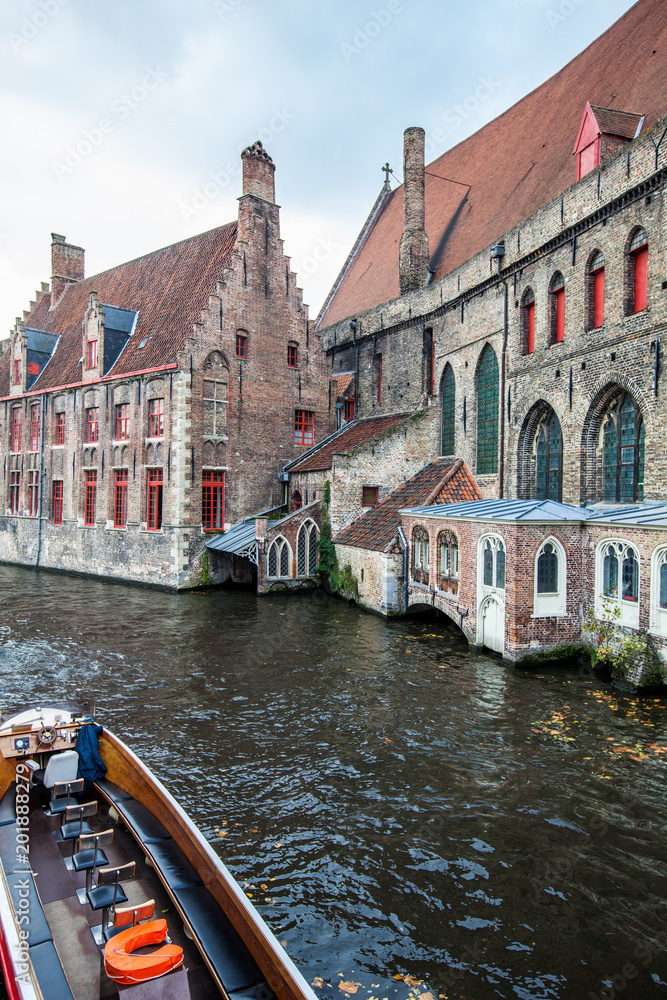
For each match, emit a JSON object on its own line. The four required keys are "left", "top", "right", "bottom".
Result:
{"left": 1, "top": 564, "right": 667, "bottom": 1000}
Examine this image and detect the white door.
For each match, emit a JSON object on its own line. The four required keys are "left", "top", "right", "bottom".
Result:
{"left": 482, "top": 597, "right": 504, "bottom": 654}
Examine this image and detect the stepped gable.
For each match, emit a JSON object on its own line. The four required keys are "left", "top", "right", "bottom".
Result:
{"left": 0, "top": 222, "right": 238, "bottom": 395}
{"left": 319, "top": 0, "right": 667, "bottom": 326}
{"left": 289, "top": 413, "right": 410, "bottom": 473}
{"left": 335, "top": 458, "right": 482, "bottom": 552}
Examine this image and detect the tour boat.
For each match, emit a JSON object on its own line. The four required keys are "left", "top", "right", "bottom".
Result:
{"left": 0, "top": 701, "right": 318, "bottom": 1000}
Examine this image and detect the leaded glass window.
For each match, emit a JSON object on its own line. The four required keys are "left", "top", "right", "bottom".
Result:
{"left": 267, "top": 537, "right": 290, "bottom": 579}
{"left": 413, "top": 527, "right": 430, "bottom": 583}
{"left": 661, "top": 559, "right": 667, "bottom": 610}
{"left": 601, "top": 394, "right": 644, "bottom": 502}
{"left": 481, "top": 537, "right": 505, "bottom": 591}
{"left": 537, "top": 543, "right": 558, "bottom": 594}
{"left": 621, "top": 551, "right": 638, "bottom": 602}
{"left": 297, "top": 521, "right": 319, "bottom": 577}
{"left": 440, "top": 364, "right": 455, "bottom": 455}
{"left": 603, "top": 545, "right": 619, "bottom": 598}
{"left": 483, "top": 542, "right": 493, "bottom": 586}
{"left": 438, "top": 531, "right": 459, "bottom": 590}
{"left": 476, "top": 346, "right": 499, "bottom": 474}
{"left": 535, "top": 411, "right": 562, "bottom": 501}
{"left": 496, "top": 543, "right": 506, "bottom": 590}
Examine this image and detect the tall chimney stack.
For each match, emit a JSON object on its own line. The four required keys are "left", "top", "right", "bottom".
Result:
{"left": 50, "top": 233, "right": 84, "bottom": 308}
{"left": 241, "top": 140, "right": 276, "bottom": 204}
{"left": 399, "top": 127, "right": 429, "bottom": 295}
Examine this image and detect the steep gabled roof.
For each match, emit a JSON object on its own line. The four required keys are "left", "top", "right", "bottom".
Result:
{"left": 2, "top": 223, "right": 238, "bottom": 395}
{"left": 335, "top": 458, "right": 482, "bottom": 551}
{"left": 318, "top": 0, "right": 667, "bottom": 327}
{"left": 331, "top": 371, "right": 354, "bottom": 397}
{"left": 289, "top": 412, "right": 410, "bottom": 473}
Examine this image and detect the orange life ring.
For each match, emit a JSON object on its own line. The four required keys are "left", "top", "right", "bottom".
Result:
{"left": 103, "top": 918, "right": 184, "bottom": 984}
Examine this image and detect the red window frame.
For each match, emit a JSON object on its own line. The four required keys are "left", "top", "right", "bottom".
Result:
{"left": 115, "top": 403, "right": 129, "bottom": 440}
{"left": 202, "top": 469, "right": 225, "bottom": 531}
{"left": 294, "top": 409, "right": 314, "bottom": 446}
{"left": 287, "top": 345, "right": 298, "bottom": 367}
{"left": 592, "top": 265, "right": 605, "bottom": 329}
{"left": 344, "top": 399, "right": 355, "bottom": 421}
{"left": 30, "top": 403, "right": 40, "bottom": 452}
{"left": 148, "top": 398, "right": 164, "bottom": 438}
{"left": 632, "top": 245, "right": 648, "bottom": 313}
{"left": 87, "top": 340, "right": 97, "bottom": 370}
{"left": 147, "top": 468, "right": 163, "bottom": 530}
{"left": 55, "top": 411, "right": 65, "bottom": 445}
{"left": 362, "top": 486, "right": 378, "bottom": 507}
{"left": 10, "top": 408, "right": 21, "bottom": 453}
{"left": 236, "top": 334, "right": 247, "bottom": 359}
{"left": 114, "top": 469, "right": 128, "bottom": 528}
{"left": 86, "top": 407, "right": 98, "bottom": 443}
{"left": 28, "top": 470, "right": 39, "bottom": 517}
{"left": 525, "top": 300, "right": 535, "bottom": 354}
{"left": 554, "top": 287, "right": 565, "bottom": 343}
{"left": 52, "top": 480, "right": 63, "bottom": 525}
{"left": 84, "top": 470, "right": 97, "bottom": 526}
{"left": 9, "top": 471, "right": 20, "bottom": 514}
{"left": 13, "top": 360, "right": 21, "bottom": 386}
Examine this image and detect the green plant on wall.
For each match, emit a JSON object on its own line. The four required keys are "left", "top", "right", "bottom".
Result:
{"left": 584, "top": 599, "right": 663, "bottom": 687}
{"left": 317, "top": 479, "right": 358, "bottom": 598}
{"left": 201, "top": 550, "right": 211, "bottom": 587}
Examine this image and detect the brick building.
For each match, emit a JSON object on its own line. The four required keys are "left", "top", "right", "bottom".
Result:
{"left": 0, "top": 143, "right": 332, "bottom": 587}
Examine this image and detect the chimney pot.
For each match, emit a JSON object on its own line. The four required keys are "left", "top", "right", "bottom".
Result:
{"left": 241, "top": 140, "right": 276, "bottom": 204}
{"left": 50, "top": 233, "right": 84, "bottom": 308}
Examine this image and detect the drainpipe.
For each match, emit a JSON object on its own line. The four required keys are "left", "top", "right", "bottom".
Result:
{"left": 34, "top": 394, "right": 45, "bottom": 567}
{"left": 350, "top": 320, "right": 359, "bottom": 418}
{"left": 397, "top": 525, "right": 409, "bottom": 612}
{"left": 498, "top": 280, "right": 508, "bottom": 498}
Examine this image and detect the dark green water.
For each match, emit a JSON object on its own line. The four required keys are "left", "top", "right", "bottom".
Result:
{"left": 1, "top": 564, "right": 666, "bottom": 1000}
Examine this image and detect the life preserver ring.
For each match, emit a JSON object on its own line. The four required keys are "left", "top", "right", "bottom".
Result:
{"left": 103, "top": 918, "right": 183, "bottom": 984}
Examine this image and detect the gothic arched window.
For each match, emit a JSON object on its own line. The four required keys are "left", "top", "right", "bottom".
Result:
{"left": 535, "top": 411, "right": 563, "bottom": 501}
{"left": 412, "top": 527, "right": 430, "bottom": 584}
{"left": 534, "top": 538, "right": 566, "bottom": 616}
{"left": 440, "top": 364, "right": 455, "bottom": 456}
{"left": 601, "top": 394, "right": 644, "bottom": 502}
{"left": 480, "top": 535, "right": 505, "bottom": 591}
{"left": 476, "top": 346, "right": 499, "bottom": 475}
{"left": 438, "top": 530, "right": 459, "bottom": 592}
{"left": 596, "top": 539, "right": 639, "bottom": 627}
{"left": 267, "top": 537, "right": 291, "bottom": 579}
{"left": 297, "top": 521, "right": 319, "bottom": 577}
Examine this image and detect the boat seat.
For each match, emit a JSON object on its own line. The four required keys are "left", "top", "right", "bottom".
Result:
{"left": 8, "top": 872, "right": 52, "bottom": 947}
{"left": 38, "top": 750, "right": 79, "bottom": 789}
{"left": 147, "top": 840, "right": 203, "bottom": 889}
{"left": 115, "top": 800, "right": 170, "bottom": 844}
{"left": 93, "top": 778, "right": 132, "bottom": 802}
{"left": 28, "top": 940, "right": 74, "bottom": 1000}
{"left": 60, "top": 801, "right": 96, "bottom": 847}
{"left": 46, "top": 778, "right": 84, "bottom": 817}
{"left": 172, "top": 885, "right": 263, "bottom": 993}
{"left": 0, "top": 786, "right": 16, "bottom": 826}
{"left": 0, "top": 823, "right": 20, "bottom": 871}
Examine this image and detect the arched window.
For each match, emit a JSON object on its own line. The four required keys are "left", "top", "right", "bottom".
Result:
{"left": 480, "top": 535, "right": 505, "bottom": 591}
{"left": 596, "top": 540, "right": 639, "bottom": 627}
{"left": 534, "top": 538, "right": 566, "bottom": 616}
{"left": 522, "top": 288, "right": 535, "bottom": 354}
{"left": 550, "top": 273, "right": 565, "bottom": 344}
{"left": 297, "top": 520, "right": 319, "bottom": 577}
{"left": 293, "top": 491, "right": 302, "bottom": 511}
{"left": 535, "top": 411, "right": 563, "bottom": 501}
{"left": 412, "top": 526, "right": 430, "bottom": 584}
{"left": 267, "top": 537, "right": 291, "bottom": 579}
{"left": 628, "top": 228, "right": 648, "bottom": 314}
{"left": 440, "top": 364, "right": 455, "bottom": 456}
{"left": 476, "top": 346, "right": 499, "bottom": 475}
{"left": 650, "top": 547, "right": 667, "bottom": 636}
{"left": 438, "top": 531, "right": 459, "bottom": 593}
{"left": 588, "top": 250, "right": 605, "bottom": 329}
{"left": 601, "top": 393, "right": 644, "bottom": 502}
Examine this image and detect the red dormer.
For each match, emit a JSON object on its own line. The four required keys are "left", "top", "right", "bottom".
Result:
{"left": 573, "top": 102, "right": 644, "bottom": 180}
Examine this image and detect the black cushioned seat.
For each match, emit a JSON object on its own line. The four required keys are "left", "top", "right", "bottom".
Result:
{"left": 87, "top": 883, "right": 128, "bottom": 911}
{"left": 0, "top": 823, "right": 20, "bottom": 871}
{"left": 0, "top": 787, "right": 16, "bottom": 826}
{"left": 94, "top": 778, "right": 132, "bottom": 802}
{"left": 116, "top": 800, "right": 170, "bottom": 844}
{"left": 172, "top": 886, "right": 262, "bottom": 992}
{"left": 72, "top": 848, "right": 109, "bottom": 872}
{"left": 148, "top": 840, "right": 203, "bottom": 889}
{"left": 29, "top": 940, "right": 74, "bottom": 1000}
{"left": 8, "top": 873, "right": 51, "bottom": 947}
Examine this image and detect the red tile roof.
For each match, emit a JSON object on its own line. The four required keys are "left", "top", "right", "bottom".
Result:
{"left": 590, "top": 105, "right": 644, "bottom": 139}
{"left": 331, "top": 371, "right": 354, "bottom": 397}
{"left": 2, "top": 223, "right": 238, "bottom": 394}
{"left": 334, "top": 458, "right": 482, "bottom": 551}
{"left": 289, "top": 412, "right": 409, "bottom": 473}
{"left": 318, "top": 0, "right": 667, "bottom": 327}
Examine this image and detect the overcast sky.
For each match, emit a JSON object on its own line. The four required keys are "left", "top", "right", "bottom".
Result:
{"left": 0, "top": 0, "right": 637, "bottom": 337}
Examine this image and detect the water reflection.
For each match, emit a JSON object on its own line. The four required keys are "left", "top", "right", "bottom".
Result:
{"left": 0, "top": 565, "right": 667, "bottom": 999}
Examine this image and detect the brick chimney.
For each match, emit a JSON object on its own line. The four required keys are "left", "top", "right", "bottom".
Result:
{"left": 399, "top": 127, "right": 430, "bottom": 295}
{"left": 241, "top": 141, "right": 276, "bottom": 204}
{"left": 50, "top": 233, "right": 84, "bottom": 307}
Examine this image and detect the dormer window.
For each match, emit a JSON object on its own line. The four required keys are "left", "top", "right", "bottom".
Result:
{"left": 573, "top": 103, "right": 643, "bottom": 181}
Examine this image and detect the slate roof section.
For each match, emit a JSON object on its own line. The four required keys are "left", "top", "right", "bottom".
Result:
{"left": 335, "top": 458, "right": 482, "bottom": 552}
{"left": 402, "top": 498, "right": 591, "bottom": 522}
{"left": 205, "top": 518, "right": 256, "bottom": 554}
{"left": 318, "top": 0, "right": 667, "bottom": 327}
{"left": 2, "top": 223, "right": 238, "bottom": 395}
{"left": 289, "top": 412, "right": 410, "bottom": 473}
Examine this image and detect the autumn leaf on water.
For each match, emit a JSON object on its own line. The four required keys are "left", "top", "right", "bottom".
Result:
{"left": 339, "top": 982, "right": 358, "bottom": 994}
{"left": 419, "top": 992, "right": 436, "bottom": 1000}
{"left": 393, "top": 975, "right": 404, "bottom": 981}
{"left": 404, "top": 977, "right": 422, "bottom": 987}
{"left": 312, "top": 977, "right": 325, "bottom": 989}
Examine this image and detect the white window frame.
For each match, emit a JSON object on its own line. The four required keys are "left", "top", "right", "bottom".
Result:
{"left": 650, "top": 545, "right": 667, "bottom": 637}
{"left": 267, "top": 536, "right": 291, "bottom": 579}
{"left": 594, "top": 538, "right": 640, "bottom": 629}
{"left": 533, "top": 536, "right": 566, "bottom": 618}
{"left": 478, "top": 534, "right": 506, "bottom": 595}
{"left": 296, "top": 519, "right": 319, "bottom": 578}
